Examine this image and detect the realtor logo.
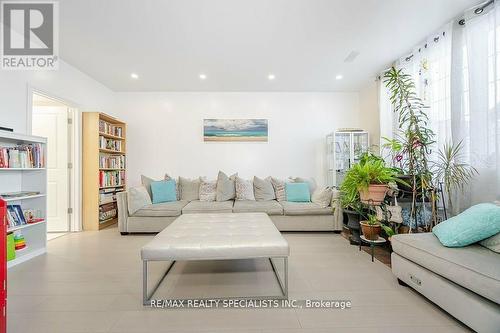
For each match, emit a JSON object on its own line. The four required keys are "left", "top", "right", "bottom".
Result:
{"left": 1, "top": 1, "right": 59, "bottom": 70}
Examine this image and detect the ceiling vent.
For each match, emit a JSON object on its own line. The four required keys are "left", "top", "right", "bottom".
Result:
{"left": 344, "top": 51, "right": 360, "bottom": 63}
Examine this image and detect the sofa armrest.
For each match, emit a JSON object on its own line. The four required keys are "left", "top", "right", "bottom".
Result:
{"left": 117, "top": 191, "right": 129, "bottom": 233}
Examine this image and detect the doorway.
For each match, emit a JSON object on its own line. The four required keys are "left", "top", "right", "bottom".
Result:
{"left": 31, "top": 93, "right": 74, "bottom": 234}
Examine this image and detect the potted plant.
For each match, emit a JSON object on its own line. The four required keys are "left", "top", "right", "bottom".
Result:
{"left": 432, "top": 140, "right": 477, "bottom": 217}
{"left": 360, "top": 214, "right": 381, "bottom": 240}
{"left": 344, "top": 159, "right": 400, "bottom": 205}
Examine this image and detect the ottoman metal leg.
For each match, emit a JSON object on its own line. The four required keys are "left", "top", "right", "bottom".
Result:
{"left": 143, "top": 257, "right": 288, "bottom": 306}
{"left": 269, "top": 257, "right": 288, "bottom": 299}
{"left": 143, "top": 260, "right": 176, "bottom": 306}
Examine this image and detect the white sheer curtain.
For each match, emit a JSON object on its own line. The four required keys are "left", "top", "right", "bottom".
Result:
{"left": 451, "top": 1, "right": 500, "bottom": 208}
{"left": 379, "top": 24, "right": 453, "bottom": 162}
{"left": 378, "top": 2, "right": 500, "bottom": 211}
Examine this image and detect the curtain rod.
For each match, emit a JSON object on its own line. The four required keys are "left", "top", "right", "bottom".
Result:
{"left": 459, "top": 0, "right": 494, "bottom": 25}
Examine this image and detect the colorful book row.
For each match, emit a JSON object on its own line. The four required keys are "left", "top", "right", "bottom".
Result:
{"left": 0, "top": 143, "right": 44, "bottom": 168}
{"left": 99, "top": 120, "right": 123, "bottom": 138}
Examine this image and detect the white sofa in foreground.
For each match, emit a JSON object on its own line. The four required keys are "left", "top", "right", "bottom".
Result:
{"left": 391, "top": 233, "right": 500, "bottom": 333}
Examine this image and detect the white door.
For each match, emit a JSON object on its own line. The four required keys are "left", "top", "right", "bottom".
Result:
{"left": 32, "top": 106, "right": 69, "bottom": 232}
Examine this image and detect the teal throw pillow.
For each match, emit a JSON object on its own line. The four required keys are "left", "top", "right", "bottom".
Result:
{"left": 150, "top": 179, "right": 177, "bottom": 204}
{"left": 285, "top": 182, "right": 310, "bottom": 202}
{"left": 432, "top": 203, "right": 500, "bottom": 247}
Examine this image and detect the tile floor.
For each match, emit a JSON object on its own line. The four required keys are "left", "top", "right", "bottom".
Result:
{"left": 7, "top": 226, "right": 470, "bottom": 333}
{"left": 47, "top": 233, "right": 67, "bottom": 241}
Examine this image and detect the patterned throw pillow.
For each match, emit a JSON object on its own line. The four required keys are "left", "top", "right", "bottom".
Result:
{"left": 235, "top": 176, "right": 255, "bottom": 200}
{"left": 253, "top": 176, "right": 276, "bottom": 201}
{"left": 271, "top": 177, "right": 286, "bottom": 202}
{"left": 311, "top": 187, "right": 333, "bottom": 208}
{"left": 199, "top": 179, "right": 217, "bottom": 202}
{"left": 216, "top": 171, "right": 237, "bottom": 201}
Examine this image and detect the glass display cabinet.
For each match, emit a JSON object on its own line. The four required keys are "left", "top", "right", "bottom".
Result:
{"left": 326, "top": 130, "right": 369, "bottom": 187}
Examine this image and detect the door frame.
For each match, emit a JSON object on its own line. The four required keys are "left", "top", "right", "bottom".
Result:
{"left": 27, "top": 86, "right": 82, "bottom": 232}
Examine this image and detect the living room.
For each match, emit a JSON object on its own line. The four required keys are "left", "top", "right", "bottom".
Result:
{"left": 0, "top": 0, "right": 499, "bottom": 332}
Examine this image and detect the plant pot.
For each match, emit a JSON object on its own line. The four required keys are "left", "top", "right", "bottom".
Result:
{"left": 359, "top": 184, "right": 388, "bottom": 205}
{"left": 360, "top": 221, "right": 382, "bottom": 240}
{"left": 344, "top": 209, "right": 362, "bottom": 245}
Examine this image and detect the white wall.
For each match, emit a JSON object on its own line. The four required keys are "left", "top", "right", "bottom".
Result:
{"left": 114, "top": 92, "right": 360, "bottom": 187}
{"left": 0, "top": 60, "right": 115, "bottom": 133}
{"left": 359, "top": 80, "right": 380, "bottom": 150}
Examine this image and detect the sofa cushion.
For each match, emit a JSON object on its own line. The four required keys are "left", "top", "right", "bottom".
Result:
{"left": 253, "top": 176, "right": 276, "bottom": 201}
{"left": 480, "top": 232, "right": 500, "bottom": 253}
{"left": 150, "top": 179, "right": 177, "bottom": 204}
{"left": 271, "top": 177, "right": 286, "bottom": 202}
{"left": 182, "top": 200, "right": 234, "bottom": 213}
{"left": 235, "top": 176, "right": 255, "bottom": 201}
{"left": 216, "top": 171, "right": 237, "bottom": 201}
{"left": 281, "top": 202, "right": 332, "bottom": 216}
{"left": 432, "top": 203, "right": 500, "bottom": 247}
{"left": 233, "top": 200, "right": 283, "bottom": 215}
{"left": 285, "top": 182, "right": 311, "bottom": 202}
{"left": 391, "top": 233, "right": 500, "bottom": 304}
{"left": 199, "top": 179, "right": 217, "bottom": 202}
{"left": 127, "top": 186, "right": 152, "bottom": 215}
{"left": 179, "top": 177, "right": 200, "bottom": 201}
{"left": 132, "top": 200, "right": 189, "bottom": 217}
{"left": 311, "top": 187, "right": 333, "bottom": 208}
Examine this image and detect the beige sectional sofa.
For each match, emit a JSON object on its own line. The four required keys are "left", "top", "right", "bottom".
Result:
{"left": 117, "top": 193, "right": 343, "bottom": 234}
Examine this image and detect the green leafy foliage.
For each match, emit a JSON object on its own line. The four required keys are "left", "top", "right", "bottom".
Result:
{"left": 367, "top": 214, "right": 379, "bottom": 225}
{"left": 432, "top": 140, "right": 478, "bottom": 211}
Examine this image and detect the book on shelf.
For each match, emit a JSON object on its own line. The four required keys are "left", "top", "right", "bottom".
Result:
{"left": 99, "top": 119, "right": 123, "bottom": 137}
{"left": 7, "top": 205, "right": 26, "bottom": 227}
{"left": 99, "top": 202, "right": 117, "bottom": 222}
{"left": 5, "top": 205, "right": 43, "bottom": 228}
{"left": 99, "top": 136, "right": 122, "bottom": 152}
{"left": 0, "top": 143, "right": 44, "bottom": 168}
{"left": 99, "top": 170, "right": 125, "bottom": 188}
{"left": 99, "top": 187, "right": 124, "bottom": 205}
{"left": 99, "top": 154, "right": 125, "bottom": 169}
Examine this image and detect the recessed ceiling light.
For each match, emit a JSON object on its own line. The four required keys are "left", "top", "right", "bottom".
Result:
{"left": 268, "top": 74, "right": 276, "bottom": 80}
{"left": 335, "top": 74, "right": 343, "bottom": 80}
{"left": 130, "top": 73, "right": 139, "bottom": 79}
{"left": 199, "top": 73, "right": 207, "bottom": 80}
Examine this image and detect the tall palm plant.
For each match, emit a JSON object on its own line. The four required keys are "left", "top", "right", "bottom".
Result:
{"left": 433, "top": 140, "right": 478, "bottom": 215}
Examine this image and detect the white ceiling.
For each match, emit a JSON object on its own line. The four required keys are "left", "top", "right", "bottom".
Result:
{"left": 59, "top": 0, "right": 477, "bottom": 92}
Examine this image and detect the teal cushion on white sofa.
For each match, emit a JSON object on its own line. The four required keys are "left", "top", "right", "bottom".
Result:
{"left": 432, "top": 203, "right": 500, "bottom": 247}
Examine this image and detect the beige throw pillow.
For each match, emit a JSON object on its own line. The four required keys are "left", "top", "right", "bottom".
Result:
{"left": 235, "top": 176, "right": 255, "bottom": 200}
{"left": 311, "top": 187, "right": 333, "bottom": 208}
{"left": 127, "top": 186, "right": 152, "bottom": 215}
{"left": 140, "top": 175, "right": 155, "bottom": 200}
{"left": 199, "top": 179, "right": 217, "bottom": 202}
{"left": 253, "top": 176, "right": 276, "bottom": 201}
{"left": 271, "top": 177, "right": 286, "bottom": 202}
{"left": 216, "top": 171, "right": 237, "bottom": 201}
{"left": 179, "top": 177, "right": 201, "bottom": 201}
{"left": 480, "top": 233, "right": 500, "bottom": 253}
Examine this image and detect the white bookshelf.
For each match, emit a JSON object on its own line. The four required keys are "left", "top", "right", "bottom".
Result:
{"left": 0, "top": 131, "right": 47, "bottom": 268}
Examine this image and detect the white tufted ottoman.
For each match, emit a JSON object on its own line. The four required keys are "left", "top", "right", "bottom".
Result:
{"left": 141, "top": 212, "right": 290, "bottom": 305}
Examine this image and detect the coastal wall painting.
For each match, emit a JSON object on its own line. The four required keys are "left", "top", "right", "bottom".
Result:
{"left": 203, "top": 119, "right": 268, "bottom": 142}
